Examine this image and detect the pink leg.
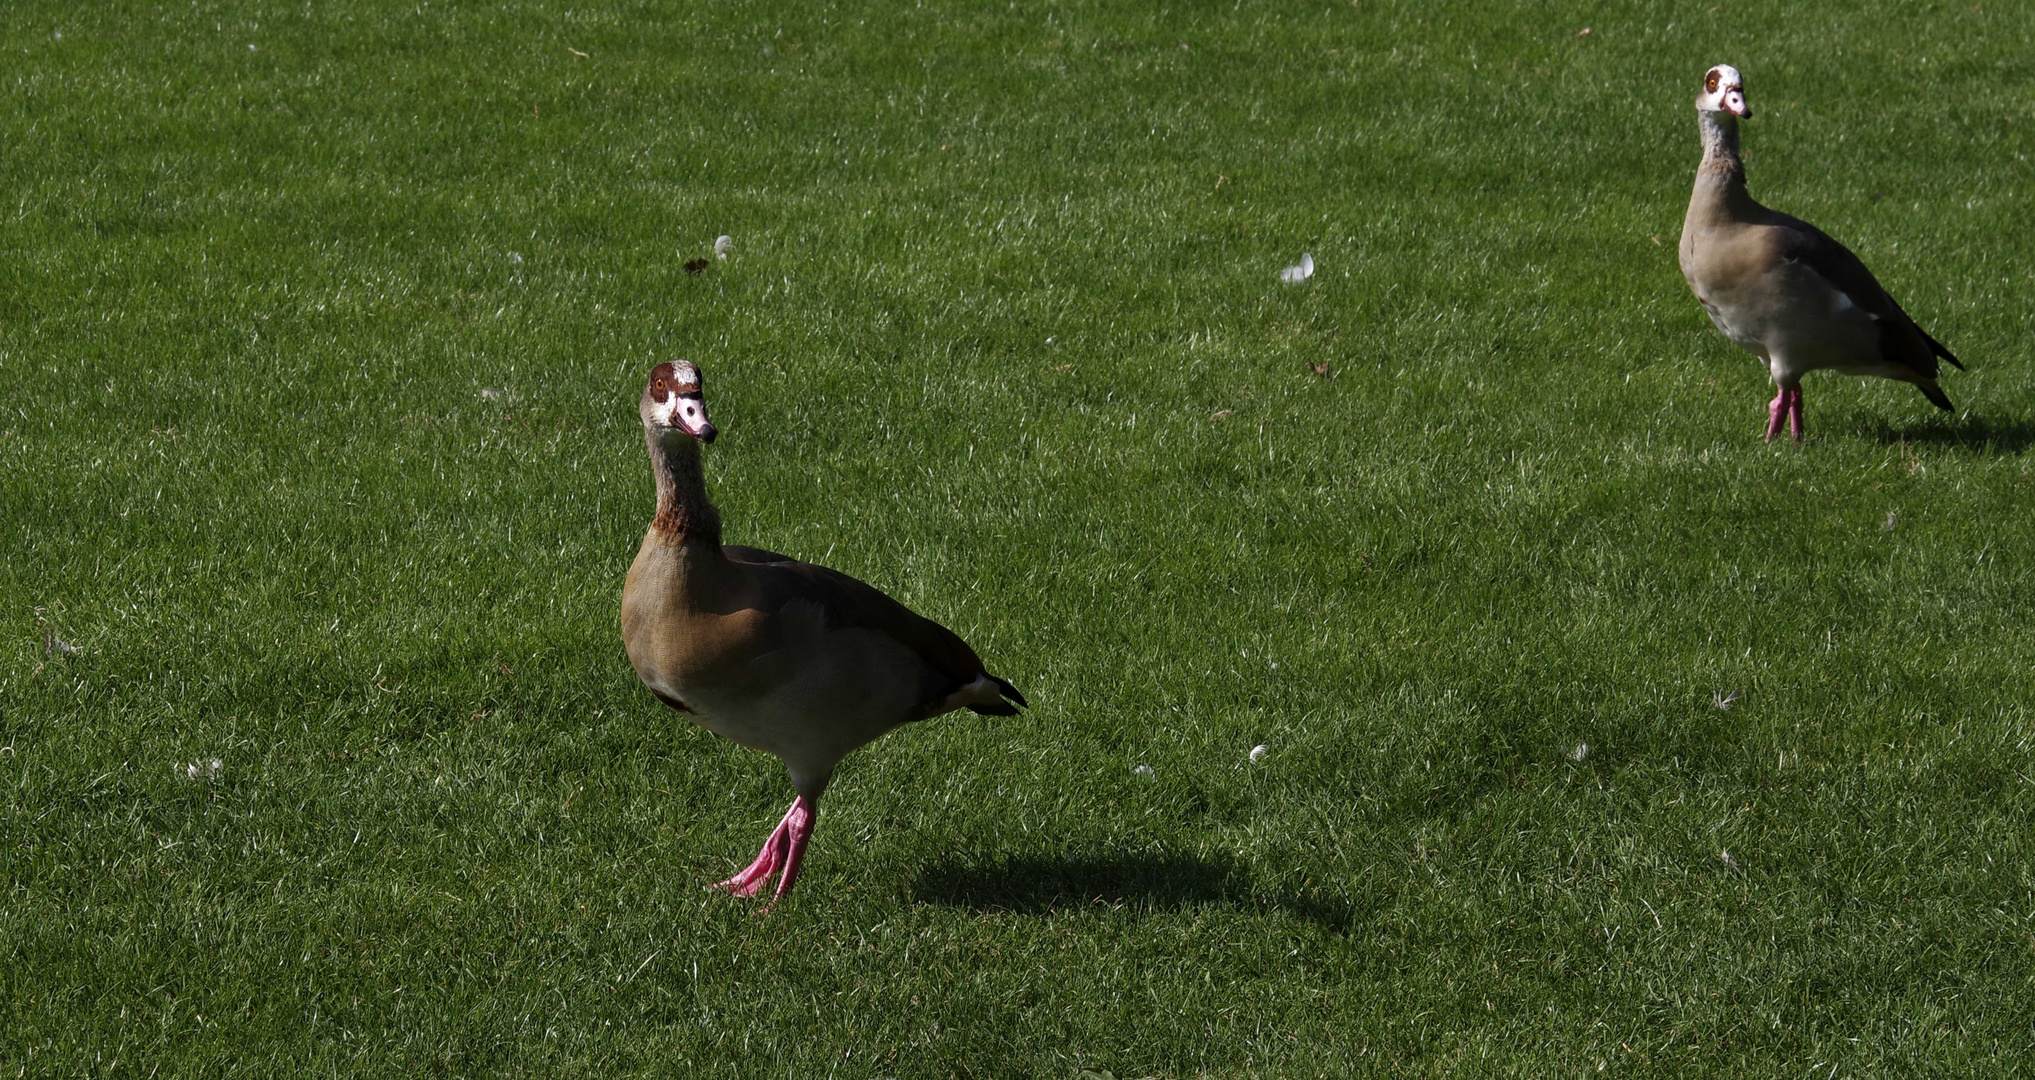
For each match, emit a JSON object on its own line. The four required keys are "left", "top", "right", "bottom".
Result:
{"left": 1765, "top": 388, "right": 1788, "bottom": 442}
{"left": 767, "top": 799, "right": 817, "bottom": 905}
{"left": 712, "top": 801, "right": 799, "bottom": 896}
{"left": 712, "top": 795, "right": 818, "bottom": 908}
{"left": 1786, "top": 387, "right": 1805, "bottom": 444}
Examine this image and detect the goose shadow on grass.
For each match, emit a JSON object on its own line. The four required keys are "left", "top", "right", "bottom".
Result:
{"left": 1854, "top": 413, "right": 2035, "bottom": 455}
{"left": 911, "top": 851, "right": 1353, "bottom": 933}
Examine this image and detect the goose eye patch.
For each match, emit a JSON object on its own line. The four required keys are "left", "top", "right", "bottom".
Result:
{"left": 1705, "top": 70, "right": 1721, "bottom": 94}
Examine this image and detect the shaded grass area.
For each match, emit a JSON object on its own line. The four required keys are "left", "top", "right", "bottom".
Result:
{"left": 4, "top": 0, "right": 2034, "bottom": 1075}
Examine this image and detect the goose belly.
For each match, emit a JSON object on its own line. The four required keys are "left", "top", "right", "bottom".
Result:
{"left": 1698, "top": 298, "right": 1766, "bottom": 355}
{"left": 1694, "top": 263, "right": 1882, "bottom": 379}
{"left": 653, "top": 626, "right": 933, "bottom": 769}
{"left": 1758, "top": 278, "right": 1887, "bottom": 379}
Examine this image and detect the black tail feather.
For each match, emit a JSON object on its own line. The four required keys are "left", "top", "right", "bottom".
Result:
{"left": 1917, "top": 382, "right": 1955, "bottom": 412}
{"left": 992, "top": 674, "right": 1028, "bottom": 709}
{"left": 1922, "top": 328, "right": 1964, "bottom": 371}
{"left": 966, "top": 673, "right": 1028, "bottom": 716}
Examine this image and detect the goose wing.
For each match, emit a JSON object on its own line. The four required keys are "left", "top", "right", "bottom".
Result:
{"left": 1768, "top": 213, "right": 1961, "bottom": 377}
{"left": 748, "top": 558, "right": 1025, "bottom": 719}
{"left": 724, "top": 545, "right": 798, "bottom": 564}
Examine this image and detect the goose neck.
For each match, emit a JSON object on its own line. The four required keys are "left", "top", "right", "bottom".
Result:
{"left": 647, "top": 429, "right": 723, "bottom": 545}
{"left": 1697, "top": 109, "right": 1746, "bottom": 183}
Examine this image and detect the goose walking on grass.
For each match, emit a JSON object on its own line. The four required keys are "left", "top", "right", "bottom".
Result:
{"left": 1678, "top": 64, "right": 1962, "bottom": 443}
{"left": 620, "top": 361, "right": 1026, "bottom": 907}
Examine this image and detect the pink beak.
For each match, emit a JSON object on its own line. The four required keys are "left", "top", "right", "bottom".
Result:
{"left": 667, "top": 397, "right": 717, "bottom": 443}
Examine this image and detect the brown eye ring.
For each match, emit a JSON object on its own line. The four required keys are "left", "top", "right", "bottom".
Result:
{"left": 655, "top": 379, "right": 666, "bottom": 389}
{"left": 1705, "top": 70, "right": 1721, "bottom": 94}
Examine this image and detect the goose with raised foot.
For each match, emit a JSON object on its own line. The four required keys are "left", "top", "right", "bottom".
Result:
{"left": 1679, "top": 64, "right": 1962, "bottom": 443}
{"left": 620, "top": 361, "right": 1026, "bottom": 907}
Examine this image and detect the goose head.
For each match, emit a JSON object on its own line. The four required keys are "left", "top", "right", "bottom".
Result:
{"left": 641, "top": 360, "right": 716, "bottom": 444}
{"left": 1696, "top": 64, "right": 1750, "bottom": 119}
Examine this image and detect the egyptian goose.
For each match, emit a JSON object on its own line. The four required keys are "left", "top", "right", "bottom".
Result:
{"left": 1678, "top": 64, "right": 1962, "bottom": 442}
{"left": 619, "top": 361, "right": 1026, "bottom": 906}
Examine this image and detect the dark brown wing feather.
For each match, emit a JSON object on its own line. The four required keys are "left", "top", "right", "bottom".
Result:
{"left": 747, "top": 558, "right": 992, "bottom": 709}
{"left": 723, "top": 545, "right": 797, "bottom": 564}
{"left": 1769, "top": 214, "right": 1954, "bottom": 381}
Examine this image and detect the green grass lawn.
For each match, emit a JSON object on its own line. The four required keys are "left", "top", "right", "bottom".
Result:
{"left": 5, "top": 0, "right": 2033, "bottom": 1074}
